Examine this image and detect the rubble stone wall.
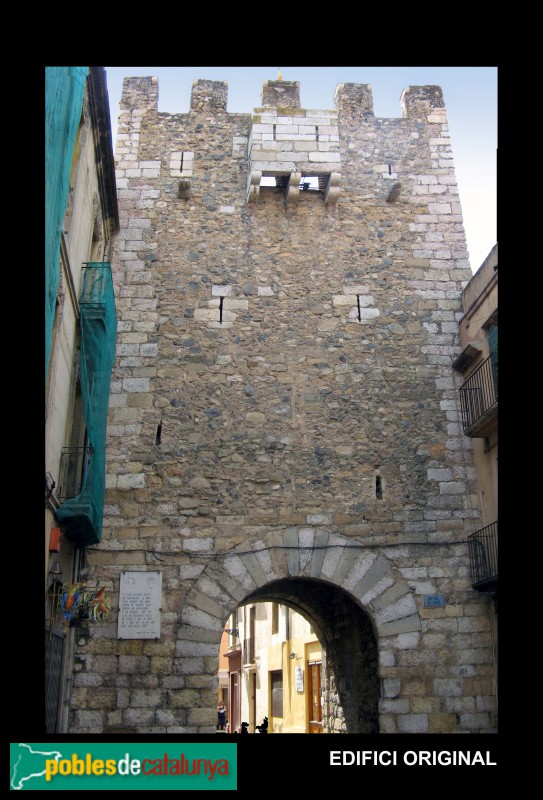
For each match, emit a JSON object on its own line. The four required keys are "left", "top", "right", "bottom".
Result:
{"left": 69, "top": 76, "right": 497, "bottom": 734}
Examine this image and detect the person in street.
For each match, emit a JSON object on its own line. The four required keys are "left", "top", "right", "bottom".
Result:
{"left": 217, "top": 701, "right": 227, "bottom": 731}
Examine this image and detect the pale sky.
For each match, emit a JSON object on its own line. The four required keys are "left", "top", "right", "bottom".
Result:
{"left": 104, "top": 66, "right": 497, "bottom": 273}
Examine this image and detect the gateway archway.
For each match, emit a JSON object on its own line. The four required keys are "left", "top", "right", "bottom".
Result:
{"left": 175, "top": 533, "right": 421, "bottom": 733}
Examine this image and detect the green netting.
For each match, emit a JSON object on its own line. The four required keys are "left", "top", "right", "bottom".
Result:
{"left": 55, "top": 263, "right": 117, "bottom": 545}
{"left": 45, "top": 66, "right": 89, "bottom": 378}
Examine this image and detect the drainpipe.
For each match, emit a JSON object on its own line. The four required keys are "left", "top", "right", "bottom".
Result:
{"left": 479, "top": 491, "right": 486, "bottom": 527}
{"left": 488, "top": 598, "right": 498, "bottom": 717}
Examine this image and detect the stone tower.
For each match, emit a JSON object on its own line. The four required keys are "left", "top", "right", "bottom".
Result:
{"left": 70, "top": 75, "right": 497, "bottom": 734}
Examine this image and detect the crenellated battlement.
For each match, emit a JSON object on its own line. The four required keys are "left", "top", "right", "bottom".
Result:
{"left": 401, "top": 84, "right": 445, "bottom": 118}
{"left": 119, "top": 76, "right": 448, "bottom": 122}
{"left": 261, "top": 79, "right": 301, "bottom": 108}
{"left": 120, "top": 75, "right": 158, "bottom": 111}
{"left": 190, "top": 79, "right": 228, "bottom": 113}
{"left": 115, "top": 74, "right": 456, "bottom": 214}
{"left": 334, "top": 82, "right": 374, "bottom": 116}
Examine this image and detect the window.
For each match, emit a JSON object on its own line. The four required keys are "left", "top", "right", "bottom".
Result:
{"left": 270, "top": 670, "right": 283, "bottom": 717}
{"left": 243, "top": 606, "right": 255, "bottom": 664}
{"left": 299, "top": 175, "right": 322, "bottom": 192}
{"left": 259, "top": 174, "right": 328, "bottom": 193}
{"left": 271, "top": 603, "right": 279, "bottom": 635}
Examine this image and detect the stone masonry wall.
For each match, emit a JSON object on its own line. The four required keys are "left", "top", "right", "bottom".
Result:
{"left": 69, "top": 76, "right": 497, "bottom": 734}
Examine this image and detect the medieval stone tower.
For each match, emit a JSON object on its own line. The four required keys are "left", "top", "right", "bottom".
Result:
{"left": 69, "top": 75, "right": 497, "bottom": 734}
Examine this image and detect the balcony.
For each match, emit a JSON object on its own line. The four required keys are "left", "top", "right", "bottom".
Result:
{"left": 80, "top": 262, "right": 113, "bottom": 317}
{"left": 54, "top": 262, "right": 117, "bottom": 546}
{"left": 458, "top": 354, "right": 498, "bottom": 437}
{"left": 468, "top": 521, "right": 498, "bottom": 593}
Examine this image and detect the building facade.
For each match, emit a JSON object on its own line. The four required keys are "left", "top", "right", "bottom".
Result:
{"left": 67, "top": 74, "right": 497, "bottom": 734}
{"left": 45, "top": 66, "right": 118, "bottom": 733}
{"left": 224, "top": 603, "right": 323, "bottom": 734}
{"left": 453, "top": 244, "right": 498, "bottom": 698}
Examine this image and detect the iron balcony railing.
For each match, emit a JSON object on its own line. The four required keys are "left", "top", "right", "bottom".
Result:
{"left": 80, "top": 262, "right": 112, "bottom": 307}
{"left": 458, "top": 354, "right": 498, "bottom": 437}
{"left": 468, "top": 521, "right": 498, "bottom": 592}
{"left": 57, "top": 446, "right": 94, "bottom": 501}
{"left": 243, "top": 637, "right": 255, "bottom": 665}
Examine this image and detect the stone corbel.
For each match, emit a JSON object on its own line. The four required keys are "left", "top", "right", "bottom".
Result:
{"left": 386, "top": 181, "right": 402, "bottom": 203}
{"left": 247, "top": 170, "right": 262, "bottom": 203}
{"left": 324, "top": 172, "right": 341, "bottom": 205}
{"left": 285, "top": 172, "right": 301, "bottom": 207}
{"left": 178, "top": 178, "right": 191, "bottom": 199}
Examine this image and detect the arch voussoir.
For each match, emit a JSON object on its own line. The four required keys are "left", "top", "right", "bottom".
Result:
{"left": 298, "top": 528, "right": 315, "bottom": 576}
{"left": 185, "top": 586, "right": 228, "bottom": 622}
{"left": 180, "top": 604, "right": 225, "bottom": 633}
{"left": 236, "top": 549, "right": 270, "bottom": 589}
{"left": 259, "top": 531, "right": 291, "bottom": 579}
{"left": 330, "top": 543, "right": 365, "bottom": 587}
{"left": 196, "top": 561, "right": 246, "bottom": 605}
{"left": 221, "top": 553, "right": 259, "bottom": 594}
{"left": 373, "top": 593, "right": 419, "bottom": 628}
{"left": 317, "top": 533, "right": 347, "bottom": 581}
{"left": 308, "top": 529, "right": 329, "bottom": 578}
{"left": 249, "top": 539, "right": 283, "bottom": 583}
{"left": 348, "top": 554, "right": 392, "bottom": 602}
{"left": 204, "top": 562, "right": 251, "bottom": 606}
{"left": 341, "top": 551, "right": 378, "bottom": 593}
{"left": 283, "top": 527, "right": 299, "bottom": 576}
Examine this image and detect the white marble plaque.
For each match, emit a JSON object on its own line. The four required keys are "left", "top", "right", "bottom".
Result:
{"left": 295, "top": 666, "right": 304, "bottom": 692}
{"left": 117, "top": 571, "right": 162, "bottom": 639}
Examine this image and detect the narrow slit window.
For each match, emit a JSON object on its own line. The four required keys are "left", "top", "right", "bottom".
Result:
{"left": 315, "top": 125, "right": 319, "bottom": 141}
{"left": 155, "top": 423, "right": 162, "bottom": 445}
{"left": 375, "top": 473, "right": 383, "bottom": 500}
{"left": 273, "top": 124, "right": 277, "bottom": 141}
{"left": 357, "top": 295, "right": 362, "bottom": 321}
{"left": 219, "top": 296, "right": 224, "bottom": 324}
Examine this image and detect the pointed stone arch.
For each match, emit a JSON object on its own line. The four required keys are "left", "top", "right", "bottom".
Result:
{"left": 175, "top": 530, "right": 421, "bottom": 732}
